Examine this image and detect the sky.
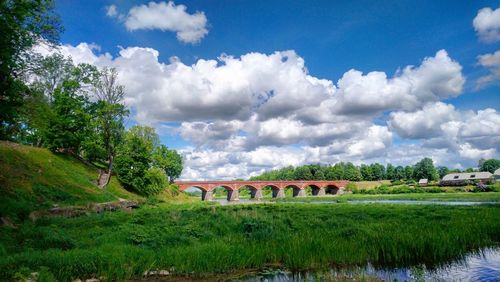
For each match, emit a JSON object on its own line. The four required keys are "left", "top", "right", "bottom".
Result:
{"left": 42, "top": 0, "right": 500, "bottom": 179}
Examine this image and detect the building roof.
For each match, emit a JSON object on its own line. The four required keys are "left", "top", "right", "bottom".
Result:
{"left": 442, "top": 172, "right": 492, "bottom": 181}
{"left": 418, "top": 179, "right": 428, "bottom": 184}
{"left": 495, "top": 168, "right": 500, "bottom": 176}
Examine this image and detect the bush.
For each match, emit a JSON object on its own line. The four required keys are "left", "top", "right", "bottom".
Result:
{"left": 345, "top": 182, "right": 357, "bottom": 192}
{"left": 140, "top": 167, "right": 168, "bottom": 196}
{"left": 390, "top": 180, "right": 403, "bottom": 186}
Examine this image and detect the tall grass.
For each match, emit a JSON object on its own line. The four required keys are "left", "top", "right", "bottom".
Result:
{"left": 1, "top": 203, "right": 499, "bottom": 281}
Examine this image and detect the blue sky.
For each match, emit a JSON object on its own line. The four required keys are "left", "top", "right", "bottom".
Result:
{"left": 50, "top": 1, "right": 500, "bottom": 179}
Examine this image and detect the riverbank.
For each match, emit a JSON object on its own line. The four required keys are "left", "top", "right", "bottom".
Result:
{"left": 2, "top": 202, "right": 500, "bottom": 281}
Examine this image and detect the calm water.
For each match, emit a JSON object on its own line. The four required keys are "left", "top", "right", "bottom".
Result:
{"left": 238, "top": 248, "right": 500, "bottom": 281}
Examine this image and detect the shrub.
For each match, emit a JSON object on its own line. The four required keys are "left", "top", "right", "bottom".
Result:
{"left": 345, "top": 182, "right": 357, "bottom": 192}
{"left": 141, "top": 167, "right": 168, "bottom": 196}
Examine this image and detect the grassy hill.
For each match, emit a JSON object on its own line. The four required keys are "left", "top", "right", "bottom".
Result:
{"left": 0, "top": 141, "right": 142, "bottom": 221}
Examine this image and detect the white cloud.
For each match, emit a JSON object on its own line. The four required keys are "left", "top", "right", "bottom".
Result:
{"left": 476, "top": 50, "right": 500, "bottom": 88}
{"left": 124, "top": 1, "right": 208, "bottom": 44}
{"left": 106, "top": 5, "right": 118, "bottom": 17}
{"left": 473, "top": 7, "right": 500, "bottom": 42}
{"left": 333, "top": 50, "right": 464, "bottom": 115}
{"left": 389, "top": 102, "right": 459, "bottom": 139}
{"left": 32, "top": 43, "right": 499, "bottom": 179}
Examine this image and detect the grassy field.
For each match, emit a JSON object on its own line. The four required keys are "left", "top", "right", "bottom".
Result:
{"left": 0, "top": 141, "right": 143, "bottom": 221}
{"left": 1, "top": 203, "right": 499, "bottom": 281}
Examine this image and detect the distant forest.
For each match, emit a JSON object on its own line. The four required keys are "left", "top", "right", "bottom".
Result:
{"left": 250, "top": 158, "right": 500, "bottom": 182}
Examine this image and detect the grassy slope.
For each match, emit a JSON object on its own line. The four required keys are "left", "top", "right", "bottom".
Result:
{"left": 0, "top": 141, "right": 142, "bottom": 221}
{"left": 0, "top": 203, "right": 499, "bottom": 280}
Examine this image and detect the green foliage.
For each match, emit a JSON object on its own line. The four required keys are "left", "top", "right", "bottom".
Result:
{"left": 480, "top": 159, "right": 500, "bottom": 173}
{"left": 44, "top": 82, "right": 91, "bottom": 152}
{"left": 153, "top": 144, "right": 183, "bottom": 182}
{"left": 142, "top": 167, "right": 168, "bottom": 196}
{"left": 413, "top": 158, "right": 438, "bottom": 181}
{"left": 0, "top": 0, "right": 61, "bottom": 139}
{"left": 353, "top": 184, "right": 448, "bottom": 194}
{"left": 115, "top": 126, "right": 182, "bottom": 196}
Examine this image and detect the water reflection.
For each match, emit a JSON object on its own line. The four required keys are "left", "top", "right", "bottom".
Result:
{"left": 238, "top": 248, "right": 500, "bottom": 281}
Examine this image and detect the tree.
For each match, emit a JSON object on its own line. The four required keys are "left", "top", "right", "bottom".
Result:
{"left": 437, "top": 166, "right": 449, "bottom": 179}
{"left": 413, "top": 158, "right": 438, "bottom": 181}
{"left": 360, "top": 164, "right": 373, "bottom": 181}
{"left": 0, "top": 0, "right": 61, "bottom": 139}
{"left": 315, "top": 169, "right": 326, "bottom": 180}
{"left": 153, "top": 144, "right": 183, "bottom": 183}
{"left": 404, "top": 165, "right": 414, "bottom": 181}
{"left": 386, "top": 164, "right": 395, "bottom": 180}
{"left": 394, "top": 166, "right": 405, "bottom": 180}
{"left": 41, "top": 62, "right": 97, "bottom": 153}
{"left": 92, "top": 67, "right": 128, "bottom": 177}
{"left": 294, "top": 166, "right": 313, "bottom": 180}
{"left": 480, "top": 159, "right": 500, "bottom": 173}
{"left": 370, "top": 163, "right": 385, "bottom": 180}
{"left": 326, "top": 163, "right": 345, "bottom": 180}
{"left": 114, "top": 126, "right": 159, "bottom": 194}
{"left": 44, "top": 80, "right": 90, "bottom": 153}
{"left": 30, "top": 53, "right": 74, "bottom": 103}
{"left": 344, "top": 163, "right": 362, "bottom": 181}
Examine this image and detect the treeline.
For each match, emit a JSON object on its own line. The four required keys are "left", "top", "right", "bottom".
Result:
{"left": 0, "top": 1, "right": 182, "bottom": 196}
{"left": 251, "top": 158, "right": 500, "bottom": 182}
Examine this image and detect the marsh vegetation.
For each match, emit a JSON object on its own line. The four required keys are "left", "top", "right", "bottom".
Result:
{"left": 2, "top": 203, "right": 500, "bottom": 281}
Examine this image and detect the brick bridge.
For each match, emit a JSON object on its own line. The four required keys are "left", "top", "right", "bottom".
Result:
{"left": 175, "top": 180, "right": 349, "bottom": 201}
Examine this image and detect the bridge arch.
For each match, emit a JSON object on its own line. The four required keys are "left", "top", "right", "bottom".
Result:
{"left": 308, "top": 184, "right": 324, "bottom": 196}
{"left": 213, "top": 185, "right": 239, "bottom": 201}
{"left": 284, "top": 184, "right": 305, "bottom": 197}
{"left": 183, "top": 185, "right": 212, "bottom": 201}
{"left": 323, "top": 184, "right": 340, "bottom": 195}
{"left": 238, "top": 185, "right": 263, "bottom": 200}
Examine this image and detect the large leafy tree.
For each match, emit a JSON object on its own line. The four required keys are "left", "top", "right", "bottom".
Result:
{"left": 153, "top": 145, "right": 183, "bottom": 183}
{"left": 42, "top": 62, "right": 97, "bottom": 153}
{"left": 0, "top": 0, "right": 61, "bottom": 139}
{"left": 114, "top": 126, "right": 159, "bottom": 193}
{"left": 413, "top": 157, "right": 438, "bottom": 181}
{"left": 44, "top": 80, "right": 91, "bottom": 153}
{"left": 480, "top": 159, "right": 500, "bottom": 173}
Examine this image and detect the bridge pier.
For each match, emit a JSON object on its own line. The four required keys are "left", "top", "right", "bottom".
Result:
{"left": 251, "top": 189, "right": 263, "bottom": 200}
{"left": 293, "top": 188, "right": 306, "bottom": 197}
{"left": 202, "top": 190, "right": 214, "bottom": 201}
{"left": 273, "top": 189, "right": 285, "bottom": 198}
{"left": 312, "top": 187, "right": 326, "bottom": 196}
{"left": 227, "top": 189, "right": 240, "bottom": 201}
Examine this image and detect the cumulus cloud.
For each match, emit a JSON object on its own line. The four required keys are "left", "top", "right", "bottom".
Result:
{"left": 32, "top": 42, "right": 499, "bottom": 179}
{"left": 122, "top": 1, "right": 208, "bottom": 44}
{"left": 473, "top": 7, "right": 500, "bottom": 42}
{"left": 476, "top": 50, "right": 500, "bottom": 88}
{"left": 332, "top": 50, "right": 464, "bottom": 115}
{"left": 389, "top": 102, "right": 459, "bottom": 139}
{"left": 390, "top": 103, "right": 500, "bottom": 161}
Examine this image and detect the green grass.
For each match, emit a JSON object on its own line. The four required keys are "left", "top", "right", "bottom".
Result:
{"left": 1, "top": 203, "right": 499, "bottom": 281}
{"left": 0, "top": 141, "right": 142, "bottom": 221}
{"left": 273, "top": 192, "right": 500, "bottom": 202}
